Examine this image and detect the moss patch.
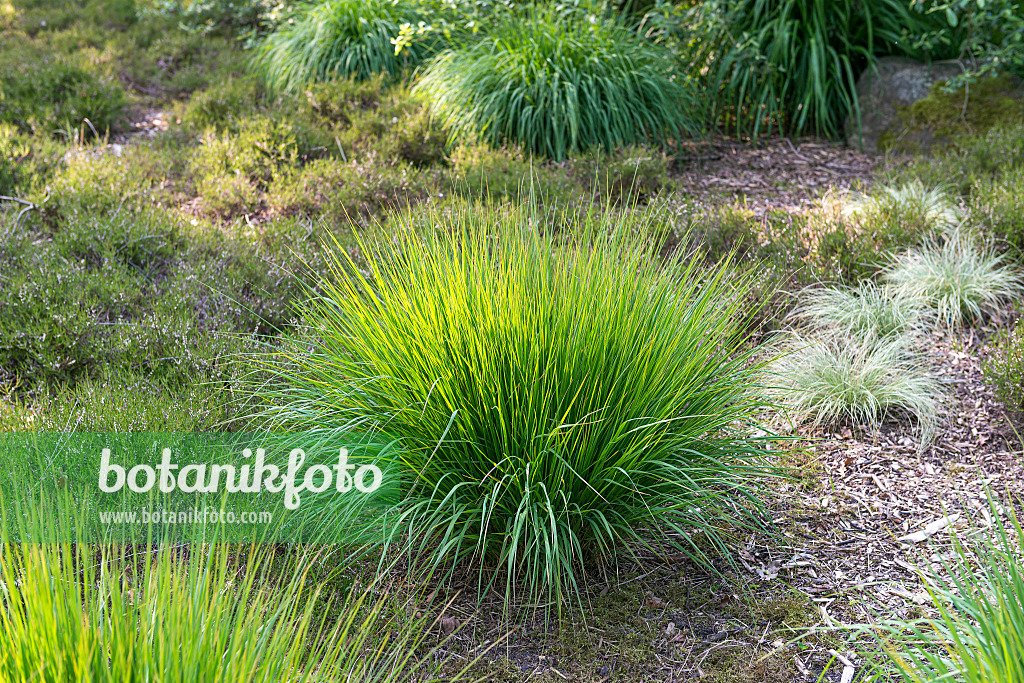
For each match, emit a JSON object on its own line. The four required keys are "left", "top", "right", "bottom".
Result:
{"left": 880, "top": 74, "right": 1024, "bottom": 152}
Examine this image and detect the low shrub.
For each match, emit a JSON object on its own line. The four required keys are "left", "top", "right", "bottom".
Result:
{"left": 37, "top": 150, "right": 156, "bottom": 219}
{"left": 0, "top": 45, "right": 126, "bottom": 138}
{"left": 884, "top": 228, "right": 1023, "bottom": 327}
{"left": 983, "top": 318, "right": 1024, "bottom": 425}
{"left": 693, "top": 204, "right": 768, "bottom": 264}
{"left": 301, "top": 74, "right": 390, "bottom": 124}
{"left": 0, "top": 200, "right": 314, "bottom": 391}
{"left": 191, "top": 114, "right": 332, "bottom": 216}
{"left": 971, "top": 166, "right": 1024, "bottom": 253}
{"left": 797, "top": 185, "right": 949, "bottom": 282}
{"left": 143, "top": 0, "right": 287, "bottom": 40}
{"left": 262, "top": 204, "right": 776, "bottom": 608}
{"left": 767, "top": 330, "right": 943, "bottom": 444}
{"left": 120, "top": 31, "right": 247, "bottom": 98}
{"left": 416, "top": 9, "right": 700, "bottom": 160}
{"left": 254, "top": 0, "right": 436, "bottom": 91}
{"left": 335, "top": 95, "right": 447, "bottom": 167}
{"left": 0, "top": 123, "right": 63, "bottom": 194}
{"left": 694, "top": 198, "right": 920, "bottom": 286}
{"left": 878, "top": 124, "right": 1024, "bottom": 195}
{"left": 446, "top": 144, "right": 580, "bottom": 204}
{"left": 268, "top": 157, "right": 432, "bottom": 220}
{"left": 178, "top": 76, "right": 269, "bottom": 132}
{"left": 571, "top": 145, "right": 672, "bottom": 203}
{"left": 843, "top": 181, "right": 959, "bottom": 233}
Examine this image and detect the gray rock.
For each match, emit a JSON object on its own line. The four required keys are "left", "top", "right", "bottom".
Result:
{"left": 845, "top": 57, "right": 965, "bottom": 152}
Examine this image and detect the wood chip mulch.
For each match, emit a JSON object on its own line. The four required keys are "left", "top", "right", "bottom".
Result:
{"left": 738, "top": 323, "right": 1024, "bottom": 680}
{"left": 673, "top": 137, "right": 878, "bottom": 217}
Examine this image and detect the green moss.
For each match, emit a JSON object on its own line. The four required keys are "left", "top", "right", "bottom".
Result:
{"left": 880, "top": 74, "right": 1024, "bottom": 152}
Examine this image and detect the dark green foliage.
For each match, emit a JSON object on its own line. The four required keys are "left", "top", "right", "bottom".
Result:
{"left": 254, "top": 0, "right": 436, "bottom": 92}
{"left": 984, "top": 318, "right": 1024, "bottom": 424}
{"left": 142, "top": 0, "right": 289, "bottom": 40}
{"left": 908, "top": 0, "right": 1024, "bottom": 83}
{"left": 415, "top": 9, "right": 700, "bottom": 160}
{"left": 698, "top": 0, "right": 934, "bottom": 138}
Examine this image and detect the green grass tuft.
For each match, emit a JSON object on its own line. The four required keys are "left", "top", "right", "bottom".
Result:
{"left": 789, "top": 281, "right": 926, "bottom": 338}
{"left": 260, "top": 204, "right": 776, "bottom": 610}
{"left": 415, "top": 9, "right": 700, "bottom": 160}
{"left": 0, "top": 506, "right": 442, "bottom": 682}
{"left": 843, "top": 180, "right": 960, "bottom": 233}
{"left": 861, "top": 504, "right": 1024, "bottom": 683}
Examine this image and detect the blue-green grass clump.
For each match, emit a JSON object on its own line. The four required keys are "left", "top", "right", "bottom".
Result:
{"left": 262, "top": 205, "right": 776, "bottom": 609}
{"left": 415, "top": 10, "right": 700, "bottom": 160}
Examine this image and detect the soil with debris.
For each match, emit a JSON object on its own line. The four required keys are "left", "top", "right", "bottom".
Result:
{"left": 674, "top": 137, "right": 877, "bottom": 217}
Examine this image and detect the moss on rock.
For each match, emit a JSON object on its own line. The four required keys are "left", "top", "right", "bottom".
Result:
{"left": 880, "top": 74, "right": 1024, "bottom": 152}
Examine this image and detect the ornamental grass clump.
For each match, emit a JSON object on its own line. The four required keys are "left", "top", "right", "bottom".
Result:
{"left": 767, "top": 331, "right": 943, "bottom": 445}
{"left": 414, "top": 10, "right": 700, "bottom": 160}
{"left": 263, "top": 205, "right": 775, "bottom": 609}
{"left": 701, "top": 0, "right": 933, "bottom": 138}
{"left": 843, "top": 181, "right": 960, "bottom": 233}
{"left": 789, "top": 281, "right": 926, "bottom": 339}
{"left": 254, "top": 0, "right": 435, "bottom": 91}
{"left": 884, "top": 227, "right": 1023, "bottom": 327}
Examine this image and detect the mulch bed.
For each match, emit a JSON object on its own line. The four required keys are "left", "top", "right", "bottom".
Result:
{"left": 674, "top": 137, "right": 877, "bottom": 216}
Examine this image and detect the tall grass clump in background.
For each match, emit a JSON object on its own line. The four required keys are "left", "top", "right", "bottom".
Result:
{"left": 0, "top": 507, "right": 442, "bottom": 682}
{"left": 699, "top": 0, "right": 932, "bottom": 138}
{"left": 884, "top": 228, "right": 1023, "bottom": 327}
{"left": 254, "top": 0, "right": 434, "bottom": 91}
{"left": 862, "top": 505, "right": 1024, "bottom": 683}
{"left": 790, "top": 282, "right": 926, "bottom": 338}
{"left": 767, "top": 332, "right": 943, "bottom": 444}
{"left": 415, "top": 9, "right": 699, "bottom": 160}
{"left": 262, "top": 205, "right": 775, "bottom": 609}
